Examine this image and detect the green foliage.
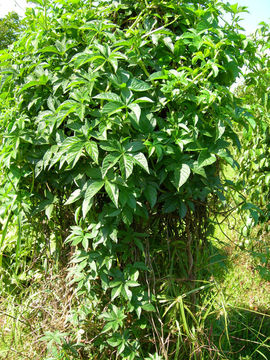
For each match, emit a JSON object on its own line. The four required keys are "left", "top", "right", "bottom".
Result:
{"left": 234, "top": 23, "right": 270, "bottom": 223}
{"left": 0, "top": 0, "right": 263, "bottom": 358}
{"left": 0, "top": 12, "right": 23, "bottom": 50}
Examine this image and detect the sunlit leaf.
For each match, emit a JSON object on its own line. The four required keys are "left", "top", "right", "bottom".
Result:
{"left": 105, "top": 180, "right": 119, "bottom": 207}
{"left": 85, "top": 141, "right": 99, "bottom": 164}
{"left": 102, "top": 153, "right": 121, "bottom": 178}
{"left": 198, "top": 151, "right": 216, "bottom": 168}
{"left": 82, "top": 180, "right": 104, "bottom": 217}
{"left": 94, "top": 92, "right": 122, "bottom": 103}
{"left": 128, "top": 103, "right": 141, "bottom": 122}
{"left": 128, "top": 78, "right": 151, "bottom": 92}
{"left": 132, "top": 153, "right": 149, "bottom": 173}
{"left": 174, "top": 164, "right": 190, "bottom": 190}
{"left": 65, "top": 189, "right": 82, "bottom": 205}
{"left": 119, "top": 155, "right": 134, "bottom": 179}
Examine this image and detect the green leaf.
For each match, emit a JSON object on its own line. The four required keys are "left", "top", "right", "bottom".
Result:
{"left": 174, "top": 164, "right": 190, "bottom": 190}
{"left": 100, "top": 141, "right": 121, "bottom": 152}
{"left": 144, "top": 184, "right": 157, "bottom": 208}
{"left": 142, "top": 303, "right": 156, "bottom": 312}
{"left": 20, "top": 76, "right": 48, "bottom": 92}
{"left": 163, "top": 36, "right": 174, "bottom": 52}
{"left": 65, "top": 189, "right": 82, "bottom": 205}
{"left": 45, "top": 203, "right": 54, "bottom": 219}
{"left": 122, "top": 284, "right": 132, "bottom": 300}
{"left": 128, "top": 103, "right": 141, "bottom": 122}
{"left": 126, "top": 193, "right": 136, "bottom": 209}
{"left": 86, "top": 167, "right": 102, "bottom": 180}
{"left": 55, "top": 101, "right": 78, "bottom": 125}
{"left": 126, "top": 280, "right": 140, "bottom": 287}
{"left": 117, "top": 340, "right": 126, "bottom": 355}
{"left": 82, "top": 236, "right": 89, "bottom": 251}
{"left": 111, "top": 285, "right": 122, "bottom": 300}
{"left": 134, "top": 238, "right": 144, "bottom": 252}
{"left": 110, "top": 280, "right": 123, "bottom": 288}
{"left": 212, "top": 63, "right": 219, "bottom": 77}
{"left": 133, "top": 96, "right": 154, "bottom": 103}
{"left": 85, "top": 141, "right": 99, "bottom": 164}
{"left": 105, "top": 180, "right": 119, "bottom": 207}
{"left": 125, "top": 141, "right": 145, "bottom": 152}
{"left": 148, "top": 71, "right": 167, "bottom": 81}
{"left": 85, "top": 180, "right": 104, "bottom": 200}
{"left": 82, "top": 180, "right": 104, "bottom": 218}
{"left": 198, "top": 151, "right": 216, "bottom": 168}
{"left": 132, "top": 153, "right": 149, "bottom": 173}
{"left": 216, "top": 120, "right": 225, "bottom": 140}
{"left": 94, "top": 92, "right": 123, "bottom": 103}
{"left": 102, "top": 153, "right": 121, "bottom": 178}
{"left": 119, "top": 155, "right": 134, "bottom": 179}
{"left": 179, "top": 202, "right": 187, "bottom": 219}
{"left": 107, "top": 336, "right": 121, "bottom": 347}
{"left": 102, "top": 102, "right": 124, "bottom": 115}
{"left": 122, "top": 206, "right": 133, "bottom": 225}
{"left": 109, "top": 57, "right": 118, "bottom": 73}
{"left": 102, "top": 322, "right": 115, "bottom": 333}
{"left": 71, "top": 51, "right": 96, "bottom": 68}
{"left": 128, "top": 78, "right": 151, "bottom": 92}
{"left": 39, "top": 45, "right": 60, "bottom": 54}
{"left": 192, "top": 162, "right": 207, "bottom": 178}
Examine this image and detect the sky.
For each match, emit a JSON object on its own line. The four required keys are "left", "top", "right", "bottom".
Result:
{"left": 0, "top": 0, "right": 28, "bottom": 17}
{"left": 227, "top": 0, "right": 270, "bottom": 34}
{"left": 0, "top": 0, "right": 270, "bottom": 34}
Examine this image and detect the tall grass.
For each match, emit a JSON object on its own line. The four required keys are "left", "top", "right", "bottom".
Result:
{"left": 2, "top": 217, "right": 269, "bottom": 360}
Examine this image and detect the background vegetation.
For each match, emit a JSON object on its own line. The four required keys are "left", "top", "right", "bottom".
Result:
{"left": 0, "top": 0, "right": 269, "bottom": 359}
{"left": 0, "top": 11, "right": 23, "bottom": 50}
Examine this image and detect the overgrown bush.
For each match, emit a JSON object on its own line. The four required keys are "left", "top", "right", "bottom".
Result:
{"left": 0, "top": 0, "right": 258, "bottom": 358}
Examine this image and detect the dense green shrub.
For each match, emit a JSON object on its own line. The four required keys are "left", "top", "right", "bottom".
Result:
{"left": 0, "top": 0, "right": 256, "bottom": 358}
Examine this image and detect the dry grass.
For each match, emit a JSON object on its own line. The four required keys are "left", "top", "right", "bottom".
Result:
{"left": 0, "top": 269, "right": 75, "bottom": 360}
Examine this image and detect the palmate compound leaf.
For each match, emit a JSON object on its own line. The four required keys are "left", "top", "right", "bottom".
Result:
{"left": 174, "top": 164, "right": 191, "bottom": 190}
